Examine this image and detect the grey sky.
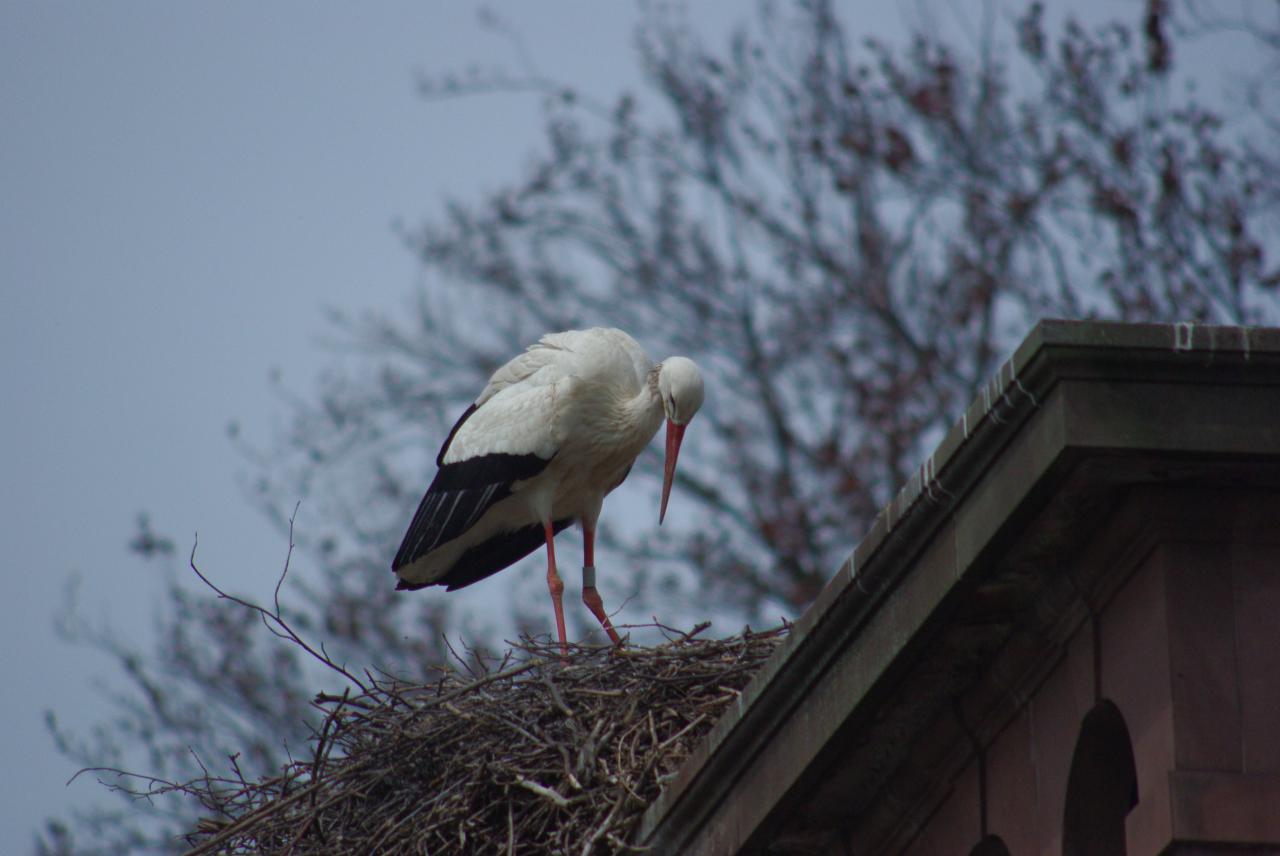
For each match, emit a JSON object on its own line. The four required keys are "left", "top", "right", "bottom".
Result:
{"left": 7, "top": 0, "right": 1255, "bottom": 850}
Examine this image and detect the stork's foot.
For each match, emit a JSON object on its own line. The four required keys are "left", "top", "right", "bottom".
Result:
{"left": 582, "top": 582, "right": 623, "bottom": 646}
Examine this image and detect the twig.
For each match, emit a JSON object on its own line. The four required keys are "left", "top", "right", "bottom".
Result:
{"left": 186, "top": 529, "right": 369, "bottom": 694}
{"left": 515, "top": 776, "right": 571, "bottom": 808}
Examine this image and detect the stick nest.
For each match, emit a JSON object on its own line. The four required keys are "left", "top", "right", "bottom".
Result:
{"left": 181, "top": 625, "right": 785, "bottom": 855}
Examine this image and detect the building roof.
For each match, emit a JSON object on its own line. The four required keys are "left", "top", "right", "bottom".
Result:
{"left": 637, "top": 320, "right": 1280, "bottom": 855}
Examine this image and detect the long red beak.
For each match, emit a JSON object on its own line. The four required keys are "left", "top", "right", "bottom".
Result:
{"left": 660, "top": 420, "right": 686, "bottom": 525}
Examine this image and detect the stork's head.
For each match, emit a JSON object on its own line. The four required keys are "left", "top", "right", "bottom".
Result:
{"left": 657, "top": 356, "right": 704, "bottom": 524}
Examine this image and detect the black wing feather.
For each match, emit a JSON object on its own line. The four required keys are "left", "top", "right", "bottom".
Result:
{"left": 395, "top": 518, "right": 573, "bottom": 591}
{"left": 392, "top": 451, "right": 551, "bottom": 572}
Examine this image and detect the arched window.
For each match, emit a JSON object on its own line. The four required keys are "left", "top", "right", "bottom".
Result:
{"left": 1062, "top": 700, "right": 1138, "bottom": 856}
{"left": 967, "top": 834, "right": 1011, "bottom": 856}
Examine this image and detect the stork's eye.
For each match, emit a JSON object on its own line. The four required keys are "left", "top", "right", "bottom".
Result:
{"left": 667, "top": 394, "right": 676, "bottom": 414}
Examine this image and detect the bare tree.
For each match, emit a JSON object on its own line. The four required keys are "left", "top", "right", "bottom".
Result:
{"left": 43, "top": 1, "right": 1280, "bottom": 851}
{"left": 274, "top": 0, "right": 1279, "bottom": 616}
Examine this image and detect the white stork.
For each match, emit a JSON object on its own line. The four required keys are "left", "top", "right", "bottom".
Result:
{"left": 392, "top": 327, "right": 705, "bottom": 657}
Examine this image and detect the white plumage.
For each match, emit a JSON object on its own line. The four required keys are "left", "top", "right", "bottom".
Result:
{"left": 392, "top": 327, "right": 704, "bottom": 655}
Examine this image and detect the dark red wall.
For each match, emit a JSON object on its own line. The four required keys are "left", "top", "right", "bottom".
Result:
{"left": 904, "top": 494, "right": 1280, "bottom": 855}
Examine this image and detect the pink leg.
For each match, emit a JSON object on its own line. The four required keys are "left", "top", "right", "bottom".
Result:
{"left": 581, "top": 525, "right": 622, "bottom": 646}
{"left": 543, "top": 521, "right": 568, "bottom": 660}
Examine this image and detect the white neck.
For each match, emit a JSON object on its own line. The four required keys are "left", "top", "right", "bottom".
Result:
{"left": 611, "top": 371, "right": 664, "bottom": 451}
